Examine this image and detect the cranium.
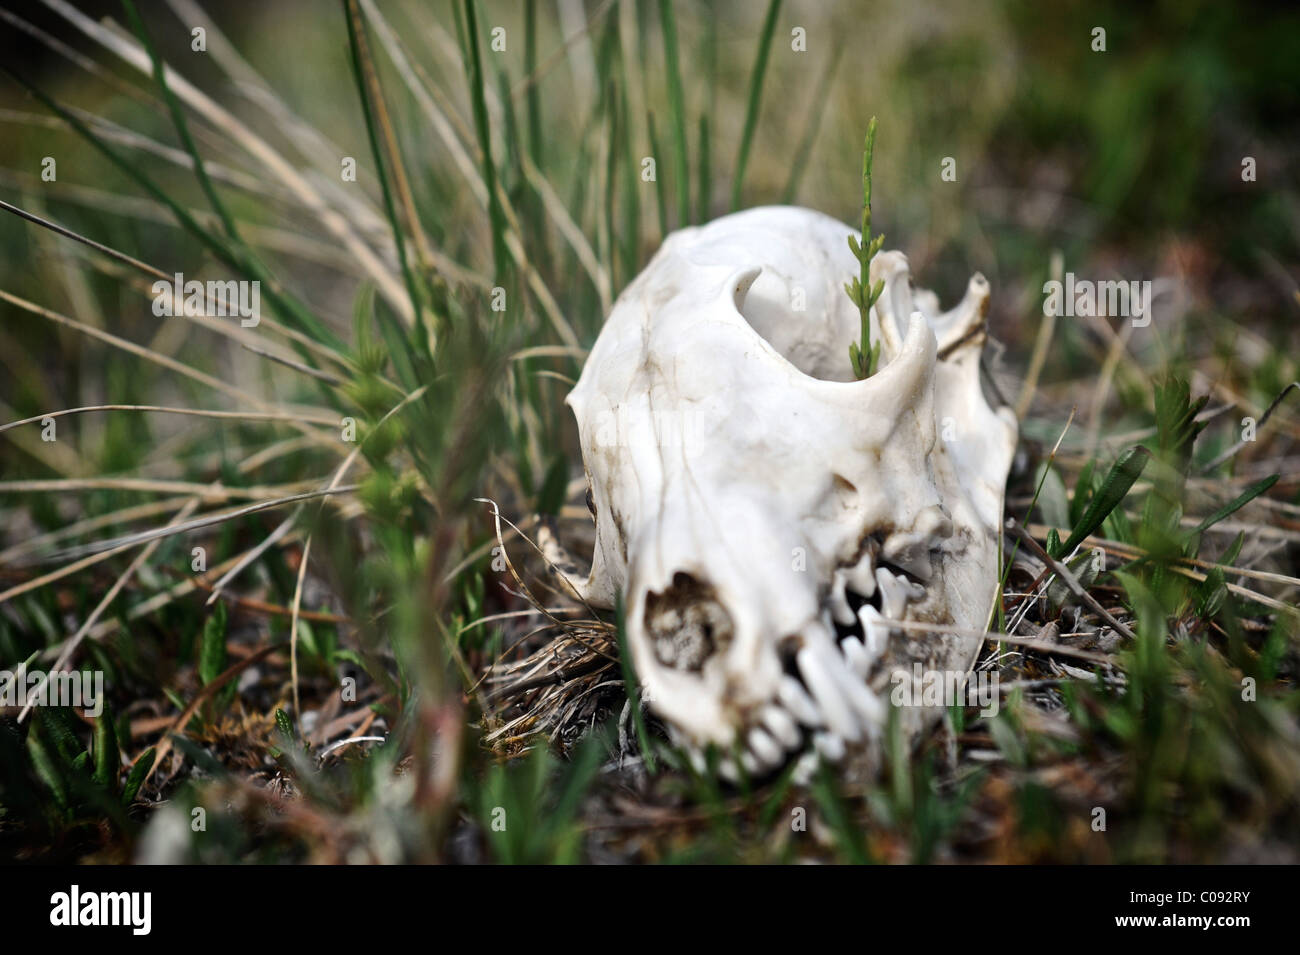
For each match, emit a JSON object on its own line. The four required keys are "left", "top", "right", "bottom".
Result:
{"left": 565, "top": 205, "right": 1017, "bottom": 775}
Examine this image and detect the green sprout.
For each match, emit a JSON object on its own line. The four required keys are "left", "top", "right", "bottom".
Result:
{"left": 846, "top": 116, "right": 885, "bottom": 379}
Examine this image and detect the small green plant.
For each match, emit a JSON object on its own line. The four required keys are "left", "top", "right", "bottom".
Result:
{"left": 475, "top": 736, "right": 603, "bottom": 864}
{"left": 846, "top": 116, "right": 885, "bottom": 379}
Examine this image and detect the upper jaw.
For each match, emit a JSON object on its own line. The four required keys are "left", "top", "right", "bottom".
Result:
{"left": 629, "top": 525, "right": 953, "bottom": 776}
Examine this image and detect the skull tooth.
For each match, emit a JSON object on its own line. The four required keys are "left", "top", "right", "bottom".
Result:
{"left": 778, "top": 676, "right": 824, "bottom": 728}
{"left": 859, "top": 604, "right": 889, "bottom": 656}
{"left": 792, "top": 749, "right": 820, "bottom": 785}
{"left": 822, "top": 647, "right": 885, "bottom": 729}
{"left": 830, "top": 549, "right": 876, "bottom": 627}
{"left": 875, "top": 567, "right": 909, "bottom": 620}
{"left": 687, "top": 748, "right": 708, "bottom": 775}
{"left": 845, "top": 545, "right": 877, "bottom": 598}
{"left": 719, "top": 757, "right": 740, "bottom": 784}
{"left": 761, "top": 704, "right": 802, "bottom": 749}
{"left": 747, "top": 727, "right": 784, "bottom": 767}
{"left": 840, "top": 634, "right": 873, "bottom": 678}
{"left": 813, "top": 731, "right": 846, "bottom": 762}
{"left": 828, "top": 571, "right": 855, "bottom": 626}
{"left": 796, "top": 646, "right": 862, "bottom": 743}
{"left": 821, "top": 608, "right": 839, "bottom": 639}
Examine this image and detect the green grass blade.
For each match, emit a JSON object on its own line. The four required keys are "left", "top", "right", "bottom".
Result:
{"left": 92, "top": 702, "right": 120, "bottom": 792}
{"left": 121, "top": 748, "right": 155, "bottom": 805}
{"left": 812, "top": 759, "right": 870, "bottom": 863}
{"left": 0, "top": 66, "right": 344, "bottom": 352}
{"left": 1054, "top": 445, "right": 1150, "bottom": 558}
{"left": 655, "top": 0, "right": 690, "bottom": 227}
{"left": 605, "top": 83, "right": 620, "bottom": 281}
{"left": 730, "top": 0, "right": 783, "bottom": 211}
{"left": 696, "top": 113, "right": 712, "bottom": 222}
{"left": 781, "top": 43, "right": 841, "bottom": 203}
{"left": 40, "top": 706, "right": 85, "bottom": 765}
{"left": 618, "top": 81, "right": 640, "bottom": 281}
{"left": 198, "top": 599, "right": 228, "bottom": 687}
{"left": 1191, "top": 474, "right": 1278, "bottom": 536}
{"left": 27, "top": 728, "right": 70, "bottom": 811}
{"left": 614, "top": 595, "right": 657, "bottom": 773}
{"left": 343, "top": 0, "right": 430, "bottom": 355}
{"left": 524, "top": 0, "right": 544, "bottom": 171}
{"left": 647, "top": 111, "right": 669, "bottom": 239}
{"left": 461, "top": 0, "right": 509, "bottom": 282}
{"left": 121, "top": 0, "right": 240, "bottom": 243}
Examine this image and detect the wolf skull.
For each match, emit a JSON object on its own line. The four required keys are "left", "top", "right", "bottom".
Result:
{"left": 566, "top": 205, "right": 1016, "bottom": 773}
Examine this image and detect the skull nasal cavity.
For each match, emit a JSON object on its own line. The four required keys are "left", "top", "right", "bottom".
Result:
{"left": 642, "top": 572, "right": 734, "bottom": 672}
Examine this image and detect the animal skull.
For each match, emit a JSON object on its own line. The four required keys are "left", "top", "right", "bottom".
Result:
{"left": 565, "top": 205, "right": 1016, "bottom": 774}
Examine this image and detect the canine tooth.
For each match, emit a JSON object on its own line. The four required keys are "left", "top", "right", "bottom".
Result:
{"left": 840, "top": 634, "right": 872, "bottom": 678}
{"left": 875, "top": 567, "right": 910, "bottom": 620}
{"left": 813, "top": 731, "right": 846, "bottom": 762}
{"left": 822, "top": 608, "right": 839, "bottom": 638}
{"left": 747, "top": 727, "right": 783, "bottom": 766}
{"left": 761, "top": 705, "right": 801, "bottom": 749}
{"left": 845, "top": 546, "right": 876, "bottom": 598}
{"left": 778, "top": 676, "right": 824, "bottom": 727}
{"left": 797, "top": 647, "right": 862, "bottom": 743}
{"left": 859, "top": 604, "right": 889, "bottom": 656}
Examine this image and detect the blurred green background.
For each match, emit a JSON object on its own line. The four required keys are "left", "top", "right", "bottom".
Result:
{"left": 2, "top": 0, "right": 1298, "bottom": 384}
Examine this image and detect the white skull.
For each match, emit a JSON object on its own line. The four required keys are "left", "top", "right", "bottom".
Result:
{"left": 566, "top": 206, "right": 1016, "bottom": 773}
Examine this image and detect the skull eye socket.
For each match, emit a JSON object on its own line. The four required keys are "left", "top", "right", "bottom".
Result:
{"left": 643, "top": 572, "right": 734, "bottom": 672}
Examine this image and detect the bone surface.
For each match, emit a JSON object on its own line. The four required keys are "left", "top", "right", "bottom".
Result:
{"left": 566, "top": 205, "right": 1017, "bottom": 774}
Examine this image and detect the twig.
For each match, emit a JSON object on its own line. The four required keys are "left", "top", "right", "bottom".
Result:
{"left": 141, "top": 643, "right": 278, "bottom": 784}
{"left": 1005, "top": 517, "right": 1138, "bottom": 641}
